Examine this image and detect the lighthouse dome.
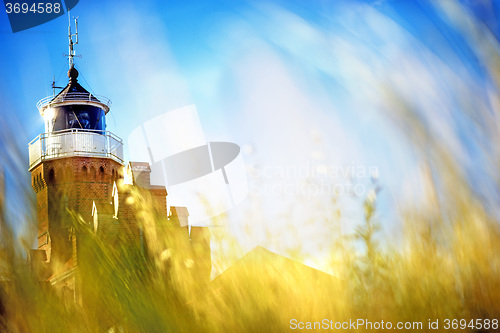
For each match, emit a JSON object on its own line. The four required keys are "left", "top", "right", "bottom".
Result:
{"left": 37, "top": 65, "right": 111, "bottom": 134}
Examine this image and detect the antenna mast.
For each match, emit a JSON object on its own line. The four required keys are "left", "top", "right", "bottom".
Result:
{"left": 67, "top": 12, "right": 79, "bottom": 68}
{"left": 51, "top": 76, "right": 63, "bottom": 96}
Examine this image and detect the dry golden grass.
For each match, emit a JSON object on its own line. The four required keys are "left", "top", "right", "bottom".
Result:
{"left": 0, "top": 168, "right": 499, "bottom": 332}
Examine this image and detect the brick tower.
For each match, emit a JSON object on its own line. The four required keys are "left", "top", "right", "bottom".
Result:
{"left": 27, "top": 19, "right": 211, "bottom": 299}
{"left": 28, "top": 63, "right": 124, "bottom": 287}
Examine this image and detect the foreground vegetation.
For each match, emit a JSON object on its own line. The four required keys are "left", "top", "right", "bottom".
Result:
{"left": 0, "top": 156, "right": 499, "bottom": 332}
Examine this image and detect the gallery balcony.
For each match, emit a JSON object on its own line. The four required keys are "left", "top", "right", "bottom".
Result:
{"left": 29, "top": 128, "right": 123, "bottom": 170}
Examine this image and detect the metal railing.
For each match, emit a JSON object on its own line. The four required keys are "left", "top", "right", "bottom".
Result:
{"left": 29, "top": 129, "right": 123, "bottom": 169}
{"left": 36, "top": 93, "right": 112, "bottom": 112}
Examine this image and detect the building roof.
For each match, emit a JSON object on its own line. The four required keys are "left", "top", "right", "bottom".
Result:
{"left": 212, "top": 246, "right": 336, "bottom": 291}
{"left": 206, "top": 247, "right": 338, "bottom": 329}
{"left": 170, "top": 206, "right": 189, "bottom": 217}
{"left": 50, "top": 65, "right": 102, "bottom": 105}
{"left": 126, "top": 162, "right": 168, "bottom": 194}
{"left": 216, "top": 246, "right": 333, "bottom": 276}
{"left": 169, "top": 206, "right": 189, "bottom": 227}
{"left": 36, "top": 65, "right": 112, "bottom": 114}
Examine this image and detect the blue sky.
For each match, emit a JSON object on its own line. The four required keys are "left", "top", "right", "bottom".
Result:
{"left": 1, "top": 0, "right": 499, "bottom": 267}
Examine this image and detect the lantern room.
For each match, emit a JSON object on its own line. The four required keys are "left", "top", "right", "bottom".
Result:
{"left": 38, "top": 65, "right": 110, "bottom": 134}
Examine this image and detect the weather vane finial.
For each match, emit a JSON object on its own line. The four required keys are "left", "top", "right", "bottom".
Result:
{"left": 67, "top": 12, "right": 79, "bottom": 68}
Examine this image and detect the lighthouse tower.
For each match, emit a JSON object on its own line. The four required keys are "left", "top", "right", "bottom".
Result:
{"left": 28, "top": 19, "right": 211, "bottom": 297}
{"left": 28, "top": 19, "right": 124, "bottom": 286}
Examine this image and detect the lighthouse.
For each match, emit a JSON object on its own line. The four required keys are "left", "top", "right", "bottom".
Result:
{"left": 28, "top": 18, "right": 125, "bottom": 290}
{"left": 28, "top": 18, "right": 211, "bottom": 298}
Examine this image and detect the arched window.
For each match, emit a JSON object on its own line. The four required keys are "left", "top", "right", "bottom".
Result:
{"left": 92, "top": 201, "right": 99, "bottom": 233}
{"left": 82, "top": 166, "right": 88, "bottom": 181}
{"left": 112, "top": 182, "right": 119, "bottom": 219}
{"left": 90, "top": 166, "right": 96, "bottom": 181}
{"left": 47, "top": 169, "right": 55, "bottom": 185}
{"left": 65, "top": 166, "right": 72, "bottom": 182}
{"left": 99, "top": 166, "right": 105, "bottom": 181}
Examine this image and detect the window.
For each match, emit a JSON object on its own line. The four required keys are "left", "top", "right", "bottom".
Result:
{"left": 90, "top": 166, "right": 96, "bottom": 180}
{"left": 112, "top": 182, "right": 119, "bottom": 219}
{"left": 48, "top": 169, "right": 55, "bottom": 184}
{"left": 99, "top": 166, "right": 105, "bottom": 181}
{"left": 59, "top": 106, "right": 106, "bottom": 132}
{"left": 68, "top": 111, "right": 91, "bottom": 129}
{"left": 65, "top": 166, "right": 72, "bottom": 182}
{"left": 92, "top": 201, "right": 98, "bottom": 233}
{"left": 82, "top": 166, "right": 88, "bottom": 181}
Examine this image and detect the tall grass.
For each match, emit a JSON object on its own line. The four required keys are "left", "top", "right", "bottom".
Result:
{"left": 1, "top": 131, "right": 499, "bottom": 332}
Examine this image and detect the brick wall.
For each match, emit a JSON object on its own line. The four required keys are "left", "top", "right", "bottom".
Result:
{"left": 31, "top": 156, "right": 212, "bottom": 290}
{"left": 31, "top": 156, "right": 123, "bottom": 266}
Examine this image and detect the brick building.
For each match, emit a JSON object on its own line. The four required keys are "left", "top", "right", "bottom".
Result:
{"left": 28, "top": 64, "right": 210, "bottom": 301}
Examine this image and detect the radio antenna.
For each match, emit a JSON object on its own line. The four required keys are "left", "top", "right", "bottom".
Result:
{"left": 51, "top": 75, "right": 63, "bottom": 96}
{"left": 66, "top": 12, "right": 79, "bottom": 68}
